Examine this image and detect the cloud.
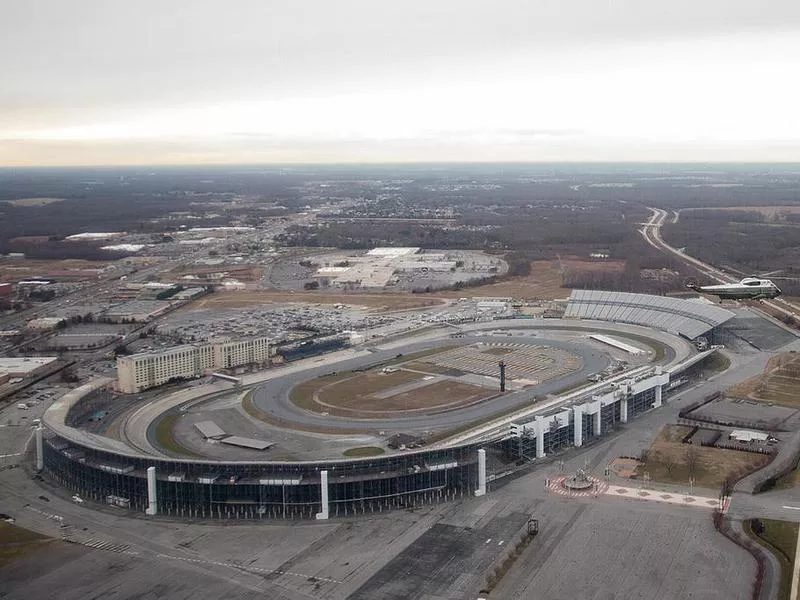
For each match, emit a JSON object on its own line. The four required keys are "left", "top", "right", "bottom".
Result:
{"left": 2, "top": 1, "right": 800, "bottom": 164}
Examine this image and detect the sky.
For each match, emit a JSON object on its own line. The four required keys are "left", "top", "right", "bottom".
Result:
{"left": 2, "top": 0, "right": 800, "bottom": 166}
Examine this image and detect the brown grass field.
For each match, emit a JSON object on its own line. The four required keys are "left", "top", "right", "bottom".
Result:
{"left": 733, "top": 354, "right": 800, "bottom": 488}
{"left": 638, "top": 425, "right": 770, "bottom": 489}
{"left": 0, "top": 522, "right": 53, "bottom": 568}
{"left": 437, "top": 257, "right": 624, "bottom": 300}
{"left": 290, "top": 352, "right": 497, "bottom": 417}
{"left": 683, "top": 205, "right": 800, "bottom": 219}
{"left": 481, "top": 347, "right": 515, "bottom": 356}
{"left": 727, "top": 352, "right": 800, "bottom": 407}
{"left": 378, "top": 380, "right": 494, "bottom": 412}
{"left": 5, "top": 197, "right": 65, "bottom": 207}
{"left": 403, "top": 361, "right": 467, "bottom": 376}
{"left": 311, "top": 376, "right": 495, "bottom": 416}
{"left": 188, "top": 290, "right": 449, "bottom": 312}
{"left": 165, "top": 264, "right": 265, "bottom": 283}
{"left": 317, "top": 370, "right": 425, "bottom": 407}
{"left": 0, "top": 258, "right": 114, "bottom": 282}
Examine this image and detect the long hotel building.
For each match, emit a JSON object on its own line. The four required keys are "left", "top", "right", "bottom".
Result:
{"left": 117, "top": 337, "right": 270, "bottom": 393}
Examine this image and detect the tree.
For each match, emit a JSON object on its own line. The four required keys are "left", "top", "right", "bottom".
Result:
{"left": 663, "top": 453, "right": 675, "bottom": 477}
{"left": 60, "top": 366, "right": 79, "bottom": 383}
{"left": 685, "top": 445, "right": 700, "bottom": 477}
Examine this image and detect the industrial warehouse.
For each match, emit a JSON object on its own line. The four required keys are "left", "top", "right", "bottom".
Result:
{"left": 34, "top": 292, "right": 734, "bottom": 521}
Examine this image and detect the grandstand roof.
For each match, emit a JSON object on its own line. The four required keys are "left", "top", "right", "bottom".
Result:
{"left": 194, "top": 421, "right": 225, "bottom": 439}
{"left": 219, "top": 436, "right": 274, "bottom": 450}
{"left": 565, "top": 290, "right": 735, "bottom": 340}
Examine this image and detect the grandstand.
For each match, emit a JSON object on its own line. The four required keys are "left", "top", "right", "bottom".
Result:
{"left": 35, "top": 319, "right": 710, "bottom": 522}
{"left": 565, "top": 290, "right": 735, "bottom": 340}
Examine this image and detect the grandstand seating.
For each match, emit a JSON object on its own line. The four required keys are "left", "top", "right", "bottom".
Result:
{"left": 564, "top": 290, "right": 735, "bottom": 339}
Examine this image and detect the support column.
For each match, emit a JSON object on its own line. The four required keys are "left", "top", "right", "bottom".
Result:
{"left": 35, "top": 426, "right": 44, "bottom": 472}
{"left": 315, "top": 470, "right": 329, "bottom": 520}
{"left": 654, "top": 385, "right": 662, "bottom": 408}
{"left": 474, "top": 449, "right": 487, "bottom": 497}
{"left": 620, "top": 397, "right": 628, "bottom": 424}
{"left": 145, "top": 466, "right": 158, "bottom": 516}
{"left": 594, "top": 406, "right": 602, "bottom": 437}
{"left": 535, "top": 416, "right": 546, "bottom": 458}
{"left": 573, "top": 405, "right": 583, "bottom": 447}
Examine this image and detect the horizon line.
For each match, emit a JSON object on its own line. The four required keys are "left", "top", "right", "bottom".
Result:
{"left": 3, "top": 159, "right": 800, "bottom": 170}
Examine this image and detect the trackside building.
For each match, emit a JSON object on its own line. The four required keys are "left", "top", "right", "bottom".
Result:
{"left": 41, "top": 354, "right": 711, "bottom": 521}
{"left": 117, "top": 337, "right": 270, "bottom": 393}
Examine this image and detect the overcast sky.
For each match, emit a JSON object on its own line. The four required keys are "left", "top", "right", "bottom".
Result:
{"left": 2, "top": 0, "right": 800, "bottom": 166}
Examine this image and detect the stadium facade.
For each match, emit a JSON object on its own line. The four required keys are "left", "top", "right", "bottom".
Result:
{"left": 38, "top": 293, "right": 730, "bottom": 521}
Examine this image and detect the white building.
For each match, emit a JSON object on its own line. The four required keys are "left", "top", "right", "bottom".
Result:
{"left": 729, "top": 430, "right": 770, "bottom": 443}
{"left": 117, "top": 337, "right": 270, "bottom": 393}
{"left": 27, "top": 317, "right": 66, "bottom": 331}
{"left": 0, "top": 356, "right": 59, "bottom": 378}
{"left": 213, "top": 338, "right": 270, "bottom": 369}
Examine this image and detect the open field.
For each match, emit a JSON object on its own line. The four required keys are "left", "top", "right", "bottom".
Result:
{"left": 683, "top": 205, "right": 800, "bottom": 219}
{"left": 165, "top": 264, "right": 264, "bottom": 283}
{"left": 437, "top": 257, "right": 624, "bottom": 300}
{"left": 0, "top": 523, "right": 52, "bottom": 568}
{"left": 154, "top": 413, "right": 201, "bottom": 457}
{"left": 0, "top": 258, "right": 114, "bottom": 282}
{"left": 638, "top": 425, "right": 771, "bottom": 488}
{"left": 403, "top": 360, "right": 466, "bottom": 376}
{"left": 372, "top": 380, "right": 495, "bottom": 412}
{"left": 728, "top": 353, "right": 800, "bottom": 407}
{"left": 186, "top": 290, "right": 448, "bottom": 312}
{"left": 317, "top": 370, "right": 425, "bottom": 406}
{"left": 5, "top": 197, "right": 65, "bottom": 207}
{"left": 292, "top": 366, "right": 495, "bottom": 416}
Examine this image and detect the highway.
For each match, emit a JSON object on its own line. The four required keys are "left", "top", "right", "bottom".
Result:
{"left": 640, "top": 206, "right": 800, "bottom": 322}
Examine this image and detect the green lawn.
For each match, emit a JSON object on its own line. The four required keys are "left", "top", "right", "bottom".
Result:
{"left": 747, "top": 518, "right": 799, "bottom": 600}
{"left": 153, "top": 413, "right": 200, "bottom": 457}
{"left": 343, "top": 446, "right": 385, "bottom": 457}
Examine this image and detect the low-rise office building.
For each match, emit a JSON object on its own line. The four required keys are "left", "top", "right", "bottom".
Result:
{"left": 117, "top": 337, "right": 270, "bottom": 393}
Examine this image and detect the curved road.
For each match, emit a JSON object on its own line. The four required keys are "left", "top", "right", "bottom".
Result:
{"left": 643, "top": 206, "right": 800, "bottom": 600}
{"left": 641, "top": 206, "right": 800, "bottom": 322}
{"left": 251, "top": 333, "right": 610, "bottom": 433}
{"left": 128, "top": 319, "right": 689, "bottom": 456}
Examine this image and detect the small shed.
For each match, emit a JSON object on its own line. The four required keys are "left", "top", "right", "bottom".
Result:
{"left": 729, "top": 429, "right": 769, "bottom": 443}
